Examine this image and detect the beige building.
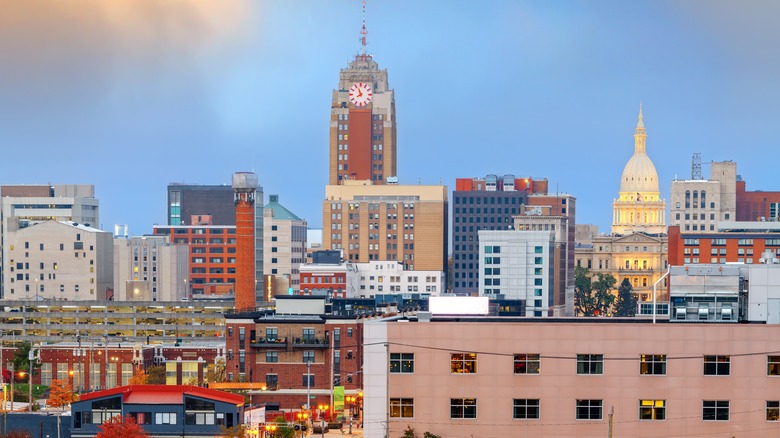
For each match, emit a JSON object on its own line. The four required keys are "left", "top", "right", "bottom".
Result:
{"left": 323, "top": 180, "right": 448, "bottom": 272}
{"left": 2, "top": 221, "right": 113, "bottom": 301}
{"left": 263, "top": 195, "right": 307, "bottom": 294}
{"left": 364, "top": 318, "right": 780, "bottom": 438}
{"left": 113, "top": 236, "right": 188, "bottom": 302}
{"left": 0, "top": 184, "right": 99, "bottom": 299}
{"left": 670, "top": 161, "right": 737, "bottom": 232}
{"left": 576, "top": 107, "right": 669, "bottom": 304}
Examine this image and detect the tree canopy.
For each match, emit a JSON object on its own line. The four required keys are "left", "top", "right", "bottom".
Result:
{"left": 575, "top": 267, "right": 616, "bottom": 316}
{"left": 96, "top": 415, "right": 149, "bottom": 438}
{"left": 47, "top": 379, "right": 77, "bottom": 409}
{"left": 614, "top": 277, "right": 638, "bottom": 317}
{"left": 128, "top": 368, "right": 148, "bottom": 385}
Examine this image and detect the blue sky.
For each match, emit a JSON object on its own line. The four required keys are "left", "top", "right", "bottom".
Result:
{"left": 1, "top": 1, "right": 778, "bottom": 236}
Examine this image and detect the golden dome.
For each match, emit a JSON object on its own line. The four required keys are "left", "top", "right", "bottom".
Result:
{"left": 619, "top": 105, "right": 660, "bottom": 194}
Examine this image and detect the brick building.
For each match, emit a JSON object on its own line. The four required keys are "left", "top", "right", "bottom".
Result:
{"left": 668, "top": 222, "right": 780, "bottom": 266}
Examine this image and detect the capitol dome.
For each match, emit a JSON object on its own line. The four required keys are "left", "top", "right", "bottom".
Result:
{"left": 619, "top": 106, "right": 660, "bottom": 194}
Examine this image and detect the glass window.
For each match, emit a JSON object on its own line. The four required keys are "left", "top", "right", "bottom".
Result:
{"left": 703, "top": 355, "right": 730, "bottom": 375}
{"left": 390, "top": 353, "right": 414, "bottom": 373}
{"left": 768, "top": 356, "right": 780, "bottom": 375}
{"left": 513, "top": 354, "right": 540, "bottom": 374}
{"left": 767, "top": 401, "right": 780, "bottom": 421}
{"left": 702, "top": 400, "right": 729, "bottom": 421}
{"left": 451, "top": 353, "right": 477, "bottom": 374}
{"left": 389, "top": 398, "right": 414, "bottom": 418}
{"left": 640, "top": 354, "right": 667, "bottom": 375}
{"left": 639, "top": 399, "right": 665, "bottom": 420}
{"left": 576, "top": 400, "right": 602, "bottom": 420}
{"left": 450, "top": 398, "right": 477, "bottom": 419}
{"left": 513, "top": 399, "right": 540, "bottom": 419}
{"left": 576, "top": 354, "right": 603, "bottom": 375}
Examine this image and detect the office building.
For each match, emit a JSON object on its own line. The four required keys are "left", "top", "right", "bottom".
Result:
{"left": 323, "top": 180, "right": 448, "bottom": 274}
{"left": 0, "top": 184, "right": 99, "bottom": 299}
{"left": 670, "top": 161, "right": 737, "bottom": 232}
{"left": 113, "top": 235, "right": 188, "bottom": 302}
{"left": 264, "top": 195, "right": 308, "bottom": 295}
{"left": 668, "top": 222, "right": 780, "bottom": 266}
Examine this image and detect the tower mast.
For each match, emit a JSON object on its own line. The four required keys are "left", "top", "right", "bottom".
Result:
{"left": 360, "top": 0, "right": 368, "bottom": 56}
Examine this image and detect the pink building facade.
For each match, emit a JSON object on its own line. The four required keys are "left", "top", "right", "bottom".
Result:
{"left": 364, "top": 319, "right": 780, "bottom": 437}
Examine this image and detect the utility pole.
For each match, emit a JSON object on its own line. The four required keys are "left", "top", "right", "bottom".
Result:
{"left": 608, "top": 405, "right": 614, "bottom": 438}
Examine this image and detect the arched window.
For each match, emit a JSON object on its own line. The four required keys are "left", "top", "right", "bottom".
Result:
{"left": 701, "top": 190, "right": 706, "bottom": 208}
{"left": 685, "top": 191, "right": 691, "bottom": 208}
{"left": 692, "top": 191, "right": 698, "bottom": 209}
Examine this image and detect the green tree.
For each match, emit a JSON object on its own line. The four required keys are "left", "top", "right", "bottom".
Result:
{"left": 575, "top": 266, "right": 596, "bottom": 316}
{"left": 12, "top": 342, "right": 35, "bottom": 376}
{"left": 403, "top": 425, "right": 417, "bottom": 438}
{"left": 614, "top": 277, "right": 638, "bottom": 317}
{"left": 146, "top": 365, "right": 166, "bottom": 384}
{"left": 272, "top": 416, "right": 294, "bottom": 438}
{"left": 592, "top": 273, "right": 617, "bottom": 316}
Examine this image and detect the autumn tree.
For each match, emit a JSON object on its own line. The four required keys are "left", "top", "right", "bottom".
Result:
{"left": 206, "top": 357, "right": 227, "bottom": 384}
{"left": 128, "top": 368, "right": 148, "bottom": 385}
{"left": 95, "top": 415, "right": 149, "bottom": 438}
{"left": 47, "top": 379, "right": 77, "bottom": 409}
{"left": 614, "top": 277, "right": 638, "bottom": 317}
{"left": 147, "top": 365, "right": 166, "bottom": 384}
{"left": 220, "top": 424, "right": 246, "bottom": 438}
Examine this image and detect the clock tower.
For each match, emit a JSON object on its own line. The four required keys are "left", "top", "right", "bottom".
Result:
{"left": 329, "top": 1, "right": 396, "bottom": 185}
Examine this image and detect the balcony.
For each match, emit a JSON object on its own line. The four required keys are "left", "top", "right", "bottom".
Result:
{"left": 249, "top": 337, "right": 288, "bottom": 348}
{"left": 617, "top": 267, "right": 655, "bottom": 273}
{"left": 291, "top": 337, "right": 330, "bottom": 349}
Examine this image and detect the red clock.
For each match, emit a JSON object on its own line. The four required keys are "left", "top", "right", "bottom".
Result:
{"left": 348, "top": 82, "right": 372, "bottom": 107}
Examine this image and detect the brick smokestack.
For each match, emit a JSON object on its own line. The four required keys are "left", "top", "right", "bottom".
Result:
{"left": 232, "top": 172, "right": 258, "bottom": 311}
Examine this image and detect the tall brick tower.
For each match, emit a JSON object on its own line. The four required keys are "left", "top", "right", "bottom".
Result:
{"left": 233, "top": 172, "right": 258, "bottom": 311}
{"left": 329, "top": 1, "right": 396, "bottom": 185}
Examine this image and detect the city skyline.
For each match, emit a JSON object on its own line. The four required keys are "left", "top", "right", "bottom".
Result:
{"left": 1, "top": 1, "right": 779, "bottom": 235}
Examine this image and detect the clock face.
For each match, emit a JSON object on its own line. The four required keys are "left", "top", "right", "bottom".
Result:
{"left": 348, "top": 82, "right": 373, "bottom": 107}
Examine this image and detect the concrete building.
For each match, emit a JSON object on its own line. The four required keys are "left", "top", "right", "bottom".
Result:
{"left": 153, "top": 225, "right": 238, "bottom": 298}
{"left": 323, "top": 180, "right": 448, "bottom": 274}
{"left": 264, "top": 195, "right": 308, "bottom": 295}
{"left": 298, "top": 254, "right": 348, "bottom": 299}
{"left": 113, "top": 235, "right": 188, "bottom": 302}
{"left": 346, "top": 261, "right": 444, "bottom": 297}
{"left": 2, "top": 221, "right": 113, "bottom": 301}
{"left": 363, "top": 316, "right": 780, "bottom": 438}
{"left": 329, "top": 26, "right": 396, "bottom": 185}
{"left": 737, "top": 176, "right": 780, "bottom": 222}
{"left": 670, "top": 161, "right": 737, "bottom": 232}
{"left": 451, "top": 175, "right": 549, "bottom": 294}
{"left": 0, "top": 184, "right": 99, "bottom": 299}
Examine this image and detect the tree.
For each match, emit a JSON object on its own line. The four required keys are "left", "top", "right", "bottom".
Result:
{"left": 423, "top": 432, "right": 441, "bottom": 438}
{"left": 220, "top": 424, "right": 246, "bottom": 438}
{"left": 95, "top": 414, "right": 149, "bottom": 438}
{"left": 47, "top": 379, "right": 77, "bottom": 409}
{"left": 206, "top": 358, "right": 227, "bottom": 384}
{"left": 147, "top": 365, "right": 166, "bottom": 384}
{"left": 272, "top": 416, "right": 294, "bottom": 438}
{"left": 614, "top": 277, "right": 638, "bottom": 317}
{"left": 574, "top": 266, "right": 596, "bottom": 316}
{"left": 403, "top": 425, "right": 417, "bottom": 438}
{"left": 128, "top": 368, "right": 148, "bottom": 385}
{"left": 592, "top": 273, "right": 617, "bottom": 316}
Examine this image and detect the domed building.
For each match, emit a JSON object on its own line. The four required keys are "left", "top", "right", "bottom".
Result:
{"left": 575, "top": 106, "right": 669, "bottom": 309}
{"left": 612, "top": 105, "right": 667, "bottom": 234}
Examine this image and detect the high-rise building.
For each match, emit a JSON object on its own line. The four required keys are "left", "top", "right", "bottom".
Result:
{"left": 670, "top": 161, "right": 737, "bottom": 232}
{"left": 0, "top": 184, "right": 99, "bottom": 299}
{"left": 323, "top": 180, "right": 448, "bottom": 274}
{"left": 451, "top": 175, "right": 549, "bottom": 294}
{"left": 113, "top": 235, "right": 188, "bottom": 302}
{"left": 329, "top": 7, "right": 396, "bottom": 185}
{"left": 611, "top": 106, "right": 666, "bottom": 235}
{"left": 263, "top": 195, "right": 308, "bottom": 295}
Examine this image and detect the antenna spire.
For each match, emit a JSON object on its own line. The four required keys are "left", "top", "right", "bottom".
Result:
{"left": 360, "top": 0, "right": 368, "bottom": 55}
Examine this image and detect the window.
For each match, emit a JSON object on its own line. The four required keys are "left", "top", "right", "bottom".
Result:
{"left": 767, "top": 401, "right": 780, "bottom": 421}
{"left": 704, "top": 355, "right": 730, "bottom": 375}
{"left": 768, "top": 356, "right": 780, "bottom": 375}
{"left": 702, "top": 400, "right": 729, "bottom": 421}
{"left": 389, "top": 398, "right": 414, "bottom": 418}
{"left": 576, "top": 354, "right": 603, "bottom": 375}
{"left": 390, "top": 353, "right": 414, "bottom": 373}
{"left": 639, "top": 400, "right": 665, "bottom": 420}
{"left": 513, "top": 399, "right": 540, "bottom": 419}
{"left": 450, "top": 398, "right": 477, "bottom": 419}
{"left": 576, "top": 400, "right": 602, "bottom": 420}
{"left": 303, "top": 374, "right": 315, "bottom": 386}
{"left": 155, "top": 412, "right": 177, "bottom": 425}
{"left": 513, "top": 354, "right": 540, "bottom": 374}
{"left": 640, "top": 355, "right": 666, "bottom": 375}
{"left": 266, "top": 351, "right": 278, "bottom": 363}
{"left": 451, "top": 353, "right": 477, "bottom": 374}
{"left": 303, "top": 351, "right": 315, "bottom": 363}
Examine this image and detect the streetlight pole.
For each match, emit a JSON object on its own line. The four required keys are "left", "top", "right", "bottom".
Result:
{"left": 9, "top": 364, "right": 13, "bottom": 412}
{"left": 317, "top": 404, "right": 328, "bottom": 438}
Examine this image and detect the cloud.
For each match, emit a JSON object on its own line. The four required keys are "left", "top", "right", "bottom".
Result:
{"left": 0, "top": 0, "right": 255, "bottom": 108}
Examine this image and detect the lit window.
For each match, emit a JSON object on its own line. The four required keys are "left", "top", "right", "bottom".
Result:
{"left": 639, "top": 399, "right": 665, "bottom": 420}
{"left": 451, "top": 353, "right": 477, "bottom": 374}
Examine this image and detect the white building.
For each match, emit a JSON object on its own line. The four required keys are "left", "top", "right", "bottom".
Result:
{"left": 113, "top": 236, "right": 189, "bottom": 302}
{"left": 346, "top": 261, "right": 443, "bottom": 297}
{"left": 670, "top": 161, "right": 737, "bottom": 232}
{"left": 478, "top": 230, "right": 553, "bottom": 317}
{"left": 2, "top": 221, "right": 113, "bottom": 301}
{"left": 0, "top": 184, "right": 99, "bottom": 299}
{"left": 263, "top": 195, "right": 307, "bottom": 294}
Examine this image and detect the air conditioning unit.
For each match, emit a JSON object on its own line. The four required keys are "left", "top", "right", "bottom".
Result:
{"left": 698, "top": 308, "right": 709, "bottom": 320}
{"left": 675, "top": 307, "right": 687, "bottom": 320}
{"left": 721, "top": 307, "right": 732, "bottom": 321}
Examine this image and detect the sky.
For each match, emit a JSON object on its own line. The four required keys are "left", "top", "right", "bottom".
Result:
{"left": 1, "top": 1, "right": 779, "bottom": 237}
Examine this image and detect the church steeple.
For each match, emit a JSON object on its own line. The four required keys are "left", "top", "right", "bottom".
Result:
{"left": 634, "top": 104, "right": 647, "bottom": 154}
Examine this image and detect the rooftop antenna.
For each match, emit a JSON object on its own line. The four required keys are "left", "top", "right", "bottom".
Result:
{"left": 692, "top": 152, "right": 701, "bottom": 180}
{"left": 360, "top": 0, "right": 368, "bottom": 56}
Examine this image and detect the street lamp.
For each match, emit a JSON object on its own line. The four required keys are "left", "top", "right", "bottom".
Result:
{"left": 345, "top": 396, "right": 356, "bottom": 434}
{"left": 263, "top": 423, "right": 277, "bottom": 438}
{"left": 317, "top": 404, "right": 329, "bottom": 438}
